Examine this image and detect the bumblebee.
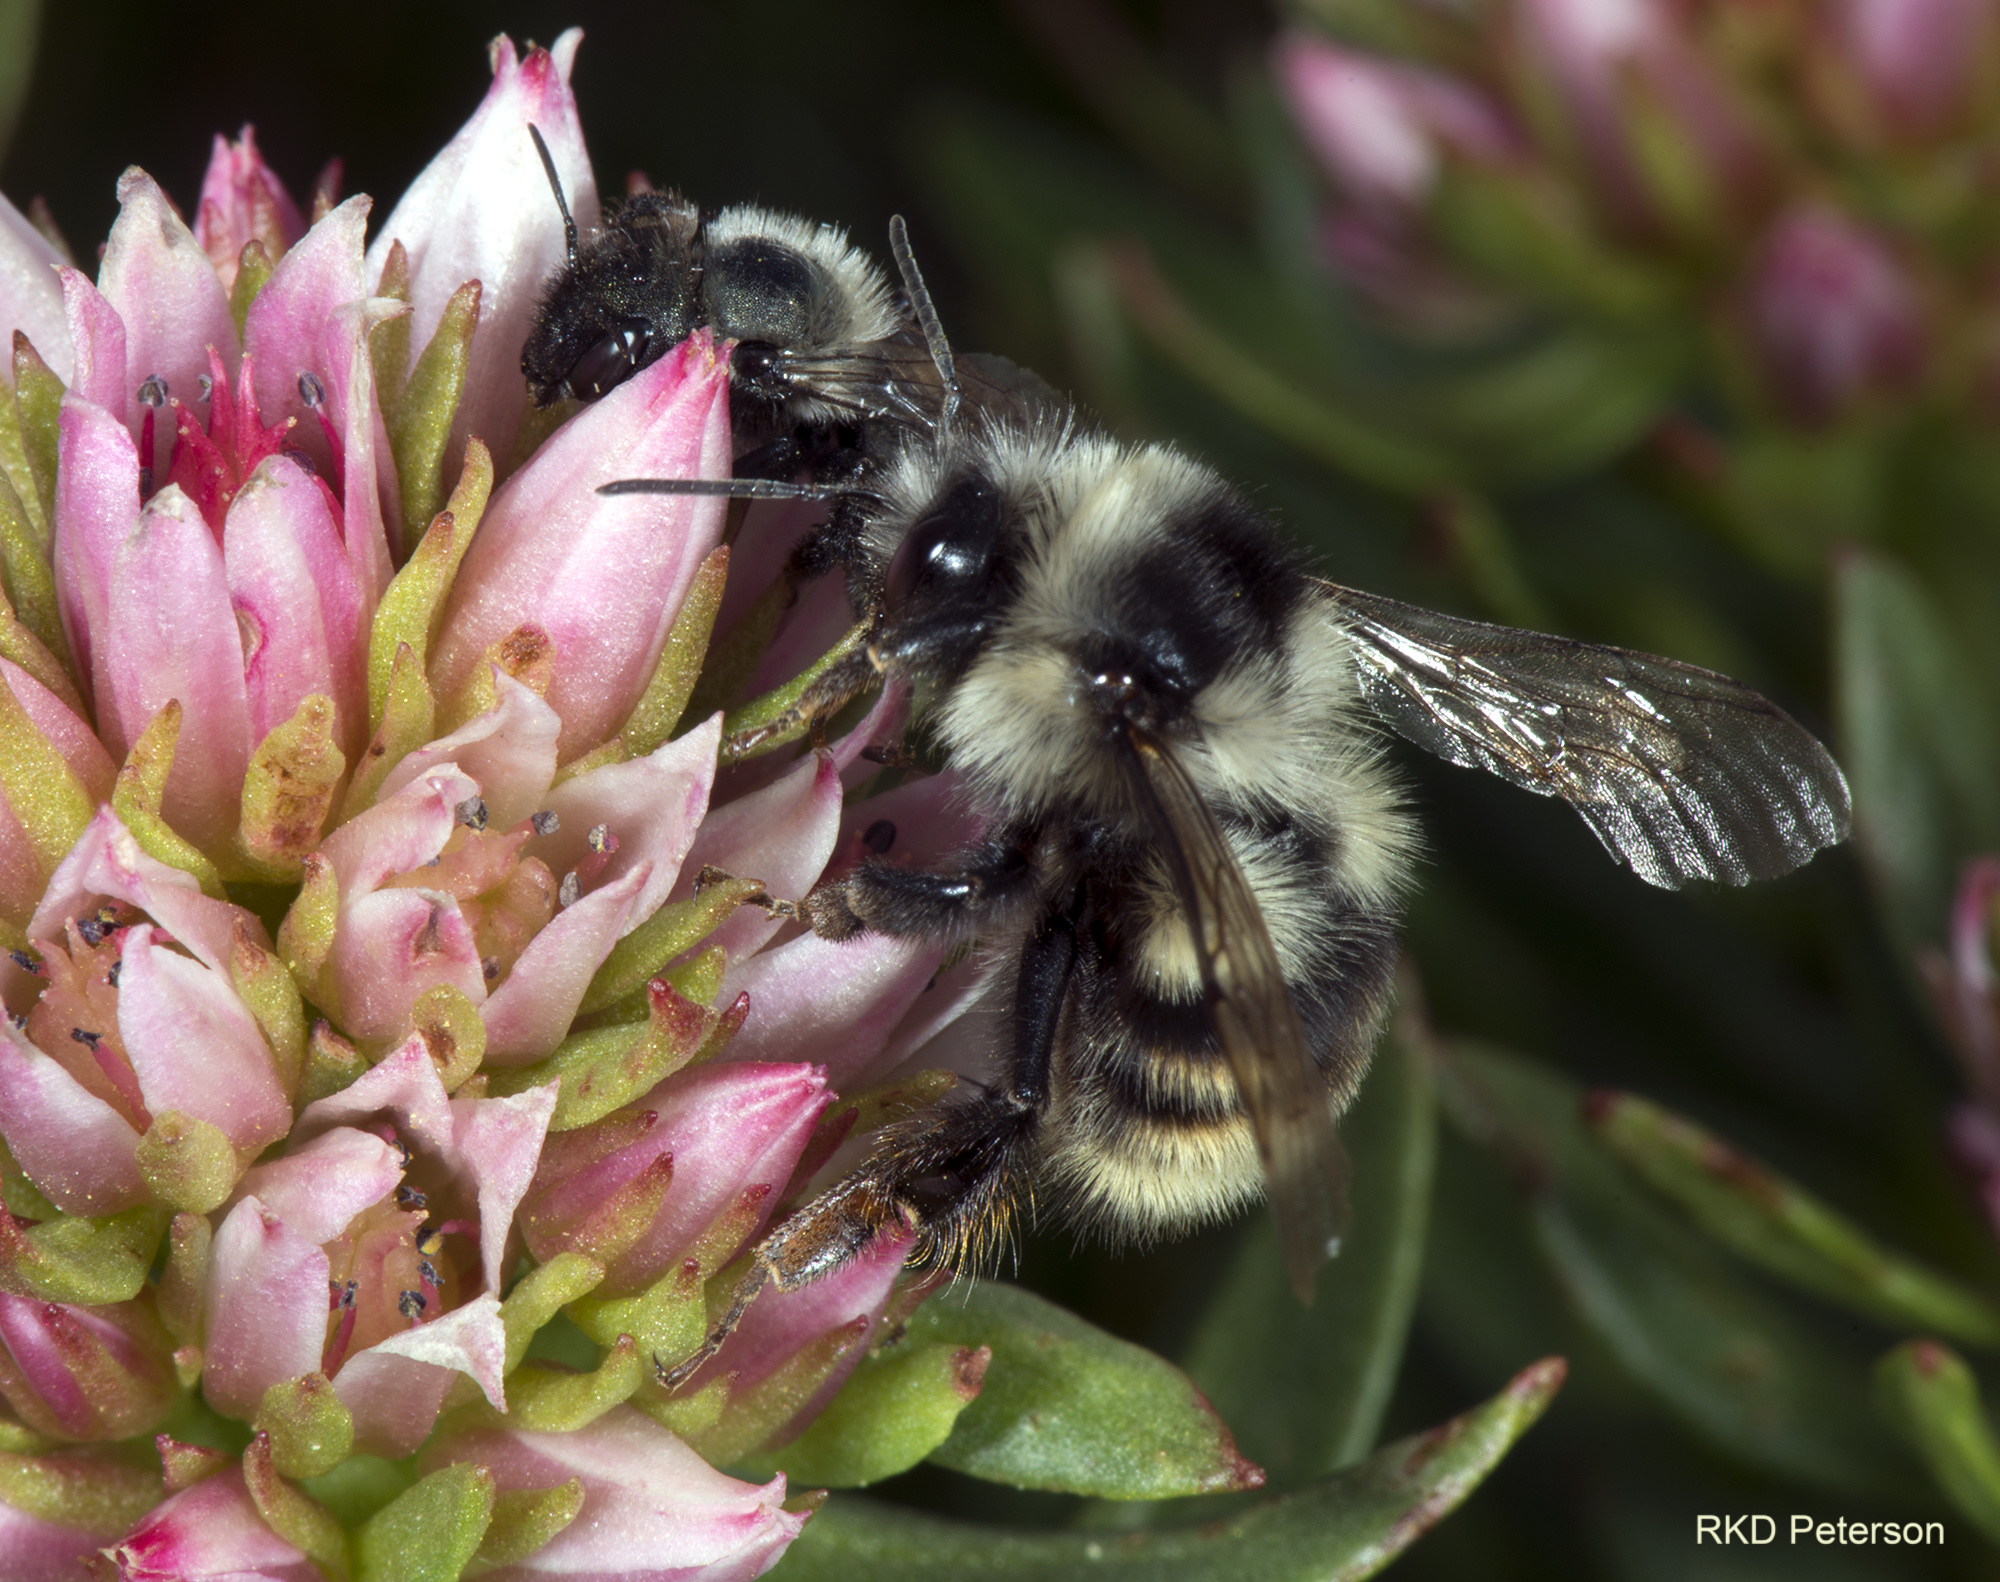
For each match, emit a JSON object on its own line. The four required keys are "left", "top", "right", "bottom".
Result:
{"left": 609, "top": 249, "right": 1852, "bottom": 1387}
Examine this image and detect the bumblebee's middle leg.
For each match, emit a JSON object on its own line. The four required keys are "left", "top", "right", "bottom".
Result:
{"left": 802, "top": 835, "right": 1038, "bottom": 941}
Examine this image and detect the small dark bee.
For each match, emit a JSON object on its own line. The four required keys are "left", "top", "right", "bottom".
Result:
{"left": 607, "top": 251, "right": 1852, "bottom": 1388}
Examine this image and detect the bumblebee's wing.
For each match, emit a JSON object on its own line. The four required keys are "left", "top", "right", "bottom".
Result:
{"left": 775, "top": 334, "right": 1065, "bottom": 431}
{"left": 1122, "top": 723, "right": 1347, "bottom": 1303}
{"left": 1317, "top": 582, "right": 1851, "bottom": 888}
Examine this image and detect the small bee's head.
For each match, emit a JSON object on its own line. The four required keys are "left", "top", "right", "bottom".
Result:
{"left": 520, "top": 193, "right": 703, "bottom": 406}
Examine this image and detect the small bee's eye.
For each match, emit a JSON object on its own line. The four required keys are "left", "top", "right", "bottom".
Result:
{"left": 562, "top": 317, "right": 655, "bottom": 400}
{"left": 885, "top": 478, "right": 1002, "bottom": 610}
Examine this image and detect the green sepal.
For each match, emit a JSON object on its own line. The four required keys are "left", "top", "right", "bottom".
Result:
{"left": 409, "top": 984, "right": 486, "bottom": 1093}
{"left": 1877, "top": 1340, "right": 2000, "bottom": 1545}
{"left": 298, "top": 1018, "right": 365, "bottom": 1107}
{"left": 244, "top": 1431, "right": 351, "bottom": 1581}
{"left": 665, "top": 945, "right": 728, "bottom": 1011}
{"left": 256, "top": 1372, "right": 356, "bottom": 1480}
{"left": 0, "top": 577, "right": 83, "bottom": 720}
{"left": 0, "top": 656, "right": 93, "bottom": 891}
{"left": 0, "top": 1203, "right": 168, "bottom": 1303}
{"left": 158, "top": 1212, "right": 211, "bottom": 1347}
{"left": 368, "top": 440, "right": 494, "bottom": 725}
{"left": 681, "top": 577, "right": 789, "bottom": 726}
{"left": 0, "top": 1136, "right": 57, "bottom": 1220}
{"left": 159, "top": 1436, "right": 231, "bottom": 1493}
{"left": 388, "top": 278, "right": 480, "bottom": 551}
{"left": 741, "top": 1340, "right": 989, "bottom": 1489}
{"left": 493, "top": 980, "right": 730, "bottom": 1131}
{"left": 911, "top": 1280, "right": 1263, "bottom": 1499}
{"left": 370, "top": 241, "right": 412, "bottom": 419}
{"left": 11, "top": 330, "right": 63, "bottom": 533}
{"left": 569, "top": 1257, "right": 707, "bottom": 1358}
{"left": 719, "top": 617, "right": 874, "bottom": 765}
{"left": 228, "top": 917, "right": 308, "bottom": 1098}
{"left": 633, "top": 1372, "right": 731, "bottom": 1441}
{"left": 112, "top": 701, "right": 226, "bottom": 897}
{"left": 771, "top": 1356, "right": 1567, "bottom": 1580}
{"left": 621, "top": 545, "right": 729, "bottom": 758}
{"left": 1592, "top": 1089, "right": 2000, "bottom": 1345}
{"left": 353, "top": 1461, "right": 495, "bottom": 1582}
{"left": 477, "top": 1479, "right": 586, "bottom": 1566}
{"left": 342, "top": 640, "right": 437, "bottom": 820}
{"left": 0, "top": 1448, "right": 161, "bottom": 1539}
{"left": 135, "top": 1110, "right": 239, "bottom": 1214}
{"left": 229, "top": 239, "right": 275, "bottom": 338}
{"left": 506, "top": 1333, "right": 646, "bottom": 1431}
{"left": 0, "top": 468, "right": 76, "bottom": 695}
{"left": 500, "top": 1253, "right": 605, "bottom": 1374}
{"left": 277, "top": 853, "right": 340, "bottom": 1000}
{"left": 302, "top": 1453, "right": 418, "bottom": 1531}
{"left": 236, "top": 694, "right": 345, "bottom": 878}
{"left": 688, "top": 1315, "right": 874, "bottom": 1469}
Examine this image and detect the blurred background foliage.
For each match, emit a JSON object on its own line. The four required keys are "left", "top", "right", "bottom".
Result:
{"left": 12, "top": 0, "right": 2000, "bottom": 1574}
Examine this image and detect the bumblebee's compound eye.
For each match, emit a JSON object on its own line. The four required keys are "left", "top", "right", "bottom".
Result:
{"left": 884, "top": 477, "right": 1002, "bottom": 610}
{"left": 562, "top": 316, "right": 656, "bottom": 401}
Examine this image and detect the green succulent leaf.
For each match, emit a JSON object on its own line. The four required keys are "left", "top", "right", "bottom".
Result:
{"left": 1591, "top": 1089, "right": 2000, "bottom": 1345}
{"left": 907, "top": 1280, "right": 1263, "bottom": 1499}
{"left": 769, "top": 1356, "right": 1565, "bottom": 1580}
{"left": 1876, "top": 1339, "right": 2000, "bottom": 1545}
{"left": 353, "top": 1461, "right": 495, "bottom": 1582}
{"left": 1177, "top": 1007, "right": 1436, "bottom": 1486}
{"left": 1437, "top": 1040, "right": 1911, "bottom": 1495}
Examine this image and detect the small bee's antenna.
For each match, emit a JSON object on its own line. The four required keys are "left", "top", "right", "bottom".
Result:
{"left": 527, "top": 123, "right": 579, "bottom": 269}
{"left": 597, "top": 477, "right": 854, "bottom": 501}
{"left": 888, "top": 215, "right": 959, "bottom": 456}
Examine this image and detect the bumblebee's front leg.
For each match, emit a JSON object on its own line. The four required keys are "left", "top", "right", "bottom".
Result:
{"left": 802, "top": 836, "right": 1038, "bottom": 941}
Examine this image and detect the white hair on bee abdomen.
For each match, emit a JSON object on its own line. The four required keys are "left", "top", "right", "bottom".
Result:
{"left": 1040, "top": 1098, "right": 1265, "bottom": 1243}
{"left": 701, "top": 205, "right": 904, "bottom": 346}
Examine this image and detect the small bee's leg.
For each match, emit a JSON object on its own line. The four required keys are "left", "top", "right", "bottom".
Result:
{"left": 802, "top": 837, "right": 1037, "bottom": 941}
{"left": 718, "top": 642, "right": 883, "bottom": 763}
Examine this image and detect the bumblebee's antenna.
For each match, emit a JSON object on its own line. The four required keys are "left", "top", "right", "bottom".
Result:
{"left": 597, "top": 477, "right": 855, "bottom": 501}
{"left": 527, "top": 123, "right": 579, "bottom": 268}
{"left": 888, "top": 215, "right": 959, "bottom": 455}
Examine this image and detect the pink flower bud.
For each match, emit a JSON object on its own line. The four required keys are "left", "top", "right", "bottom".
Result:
{"left": 1743, "top": 206, "right": 1923, "bottom": 425}
{"left": 425, "top": 1405, "right": 808, "bottom": 1581}
{"left": 366, "top": 30, "right": 596, "bottom": 478}
{"left": 101, "top": 1465, "right": 319, "bottom": 1582}
{"left": 0, "top": 1293, "right": 177, "bottom": 1442}
{"left": 1833, "top": 0, "right": 1994, "bottom": 134}
{"left": 1272, "top": 30, "right": 1517, "bottom": 210}
{"left": 0, "top": 188, "right": 71, "bottom": 383}
{"left": 194, "top": 126, "right": 306, "bottom": 291}
{"left": 430, "top": 333, "right": 732, "bottom": 758}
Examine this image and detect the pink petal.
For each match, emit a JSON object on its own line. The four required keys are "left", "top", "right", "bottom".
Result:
{"left": 101, "top": 486, "right": 253, "bottom": 848}
{"left": 430, "top": 334, "right": 731, "bottom": 758}
{"left": 1, "top": 659, "right": 115, "bottom": 801}
{"left": 721, "top": 930, "right": 944, "bottom": 1086}
{"left": 535, "top": 712, "right": 720, "bottom": 935}
{"left": 0, "top": 1020, "right": 145, "bottom": 1214}
{"left": 322, "top": 296, "right": 406, "bottom": 604}
{"left": 317, "top": 763, "right": 479, "bottom": 896}
{"left": 674, "top": 750, "right": 843, "bottom": 963}
{"left": 0, "top": 189, "right": 71, "bottom": 383}
{"left": 481, "top": 862, "right": 649, "bottom": 1064}
{"left": 98, "top": 169, "right": 239, "bottom": 482}
{"left": 194, "top": 126, "right": 306, "bottom": 289}
{"left": 428, "top": 1407, "right": 806, "bottom": 1580}
{"left": 295, "top": 1032, "right": 456, "bottom": 1158}
{"left": 241, "top": 195, "right": 370, "bottom": 479}
{"left": 232, "top": 1127, "right": 404, "bottom": 1245}
{"left": 0, "top": 1293, "right": 165, "bottom": 1439}
{"left": 333, "top": 1292, "right": 507, "bottom": 1457}
{"left": 57, "top": 268, "right": 128, "bottom": 418}
{"left": 871, "top": 951, "right": 1005, "bottom": 1084}
{"left": 449, "top": 1083, "right": 559, "bottom": 1294}
{"left": 51, "top": 391, "right": 139, "bottom": 716}
{"left": 106, "top": 1466, "right": 319, "bottom": 1582}
{"left": 201, "top": 1198, "right": 329, "bottom": 1421}
{"left": 4, "top": 1499, "right": 111, "bottom": 1582}
{"left": 117, "top": 924, "right": 288, "bottom": 1157}
{"left": 1837, "top": 0, "right": 1991, "bottom": 130}
{"left": 365, "top": 30, "right": 596, "bottom": 479}
{"left": 379, "top": 670, "right": 561, "bottom": 831}
{"left": 323, "top": 886, "right": 488, "bottom": 1040}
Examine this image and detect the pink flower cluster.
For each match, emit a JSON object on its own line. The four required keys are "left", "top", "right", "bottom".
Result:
{"left": 0, "top": 29, "right": 986, "bottom": 1580}
{"left": 1269, "top": 0, "right": 1988, "bottom": 425}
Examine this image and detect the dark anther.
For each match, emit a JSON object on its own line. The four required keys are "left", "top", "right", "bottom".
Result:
{"left": 77, "top": 916, "right": 109, "bottom": 947}
{"left": 530, "top": 810, "right": 560, "bottom": 836}
{"left": 396, "top": 1184, "right": 429, "bottom": 1211}
{"left": 862, "top": 819, "right": 897, "bottom": 854}
{"left": 281, "top": 446, "right": 317, "bottom": 479}
{"left": 586, "top": 823, "right": 611, "bottom": 853}
{"left": 557, "top": 871, "right": 581, "bottom": 909}
{"left": 70, "top": 1028, "right": 101, "bottom": 1049}
{"left": 297, "top": 370, "right": 327, "bottom": 408}
{"left": 482, "top": 956, "right": 501, "bottom": 982}
{"left": 340, "top": 1280, "right": 358, "bottom": 1308}
{"left": 196, "top": 374, "right": 213, "bottom": 402}
{"left": 397, "top": 1289, "right": 427, "bottom": 1320}
{"left": 8, "top": 948, "right": 40, "bottom": 973}
{"left": 106, "top": 960, "right": 122, "bottom": 988}
{"left": 136, "top": 375, "right": 167, "bottom": 408}
{"left": 454, "top": 796, "right": 489, "bottom": 831}
{"left": 137, "top": 466, "right": 154, "bottom": 498}
{"left": 418, "top": 1258, "right": 439, "bottom": 1286}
